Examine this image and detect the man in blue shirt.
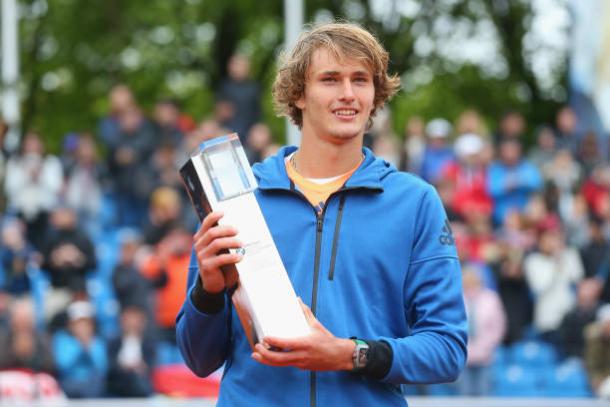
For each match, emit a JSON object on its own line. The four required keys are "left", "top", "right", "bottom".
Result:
{"left": 177, "top": 22, "right": 467, "bottom": 406}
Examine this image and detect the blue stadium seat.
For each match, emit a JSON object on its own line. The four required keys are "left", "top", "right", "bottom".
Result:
{"left": 511, "top": 339, "right": 557, "bottom": 368}
{"left": 27, "top": 265, "right": 50, "bottom": 330}
{"left": 87, "top": 275, "right": 120, "bottom": 340}
{"left": 157, "top": 341, "right": 185, "bottom": 366}
{"left": 545, "top": 358, "right": 592, "bottom": 397}
{"left": 493, "top": 364, "right": 543, "bottom": 397}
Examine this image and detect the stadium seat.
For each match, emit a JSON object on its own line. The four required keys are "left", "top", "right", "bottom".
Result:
{"left": 511, "top": 339, "right": 557, "bottom": 368}
{"left": 493, "top": 364, "right": 543, "bottom": 397}
{"left": 27, "top": 266, "right": 50, "bottom": 330}
{"left": 545, "top": 358, "right": 592, "bottom": 397}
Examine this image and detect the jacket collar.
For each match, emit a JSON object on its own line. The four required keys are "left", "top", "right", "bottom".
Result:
{"left": 254, "top": 145, "right": 386, "bottom": 192}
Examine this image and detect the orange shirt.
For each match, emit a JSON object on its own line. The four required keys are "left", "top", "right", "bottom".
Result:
{"left": 140, "top": 253, "right": 190, "bottom": 328}
{"left": 285, "top": 153, "right": 361, "bottom": 214}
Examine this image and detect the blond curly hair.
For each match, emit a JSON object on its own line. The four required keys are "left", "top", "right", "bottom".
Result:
{"left": 272, "top": 22, "right": 401, "bottom": 128}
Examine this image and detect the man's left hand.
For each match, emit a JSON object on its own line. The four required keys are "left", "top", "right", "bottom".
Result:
{"left": 251, "top": 300, "right": 355, "bottom": 371}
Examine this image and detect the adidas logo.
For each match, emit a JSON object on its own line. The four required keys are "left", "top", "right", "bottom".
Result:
{"left": 439, "top": 219, "right": 455, "bottom": 246}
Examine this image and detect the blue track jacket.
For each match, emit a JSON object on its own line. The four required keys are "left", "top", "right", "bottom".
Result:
{"left": 176, "top": 146, "right": 467, "bottom": 406}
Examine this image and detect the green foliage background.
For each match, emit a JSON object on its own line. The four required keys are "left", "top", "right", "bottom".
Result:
{"left": 17, "top": 0, "right": 567, "bottom": 151}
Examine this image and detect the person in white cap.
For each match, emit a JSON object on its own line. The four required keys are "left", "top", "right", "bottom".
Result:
{"left": 440, "top": 133, "right": 493, "bottom": 220}
{"left": 419, "top": 118, "right": 455, "bottom": 184}
{"left": 51, "top": 301, "right": 108, "bottom": 398}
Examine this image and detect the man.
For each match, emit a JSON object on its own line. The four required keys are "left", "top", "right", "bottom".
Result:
{"left": 176, "top": 22, "right": 467, "bottom": 406}
{"left": 487, "top": 138, "right": 543, "bottom": 226}
{"left": 216, "top": 53, "right": 262, "bottom": 144}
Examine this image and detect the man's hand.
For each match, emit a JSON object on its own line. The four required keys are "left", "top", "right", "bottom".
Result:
{"left": 251, "top": 300, "right": 355, "bottom": 371}
{"left": 194, "top": 211, "right": 243, "bottom": 294}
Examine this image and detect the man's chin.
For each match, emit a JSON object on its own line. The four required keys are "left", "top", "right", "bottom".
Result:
{"left": 328, "top": 126, "right": 365, "bottom": 141}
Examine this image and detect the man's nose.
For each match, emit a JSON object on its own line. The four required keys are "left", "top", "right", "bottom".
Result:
{"left": 339, "top": 78, "right": 355, "bottom": 100}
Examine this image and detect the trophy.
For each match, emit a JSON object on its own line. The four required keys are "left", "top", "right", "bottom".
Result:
{"left": 180, "top": 134, "right": 310, "bottom": 349}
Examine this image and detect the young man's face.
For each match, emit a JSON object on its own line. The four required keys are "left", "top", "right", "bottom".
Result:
{"left": 296, "top": 47, "right": 375, "bottom": 144}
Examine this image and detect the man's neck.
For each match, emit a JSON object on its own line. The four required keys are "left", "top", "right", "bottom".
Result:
{"left": 294, "top": 135, "right": 363, "bottom": 178}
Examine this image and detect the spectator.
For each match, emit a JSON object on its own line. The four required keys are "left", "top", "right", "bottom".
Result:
{"left": 177, "top": 118, "right": 225, "bottom": 165}
{"left": 112, "top": 230, "right": 153, "bottom": 314}
{"left": 107, "top": 106, "right": 157, "bottom": 227}
{"left": 52, "top": 301, "right": 108, "bottom": 398}
{"left": 562, "top": 193, "right": 590, "bottom": 249}
{"left": 458, "top": 207, "right": 496, "bottom": 268}
{"left": 372, "top": 133, "right": 400, "bottom": 168}
{"left": 436, "top": 177, "right": 462, "bottom": 223}
{"left": 584, "top": 216, "right": 610, "bottom": 304}
{"left": 368, "top": 106, "right": 398, "bottom": 159}
{"left": 141, "top": 186, "right": 184, "bottom": 246}
{"left": 584, "top": 303, "right": 610, "bottom": 397}
{"left": 133, "top": 142, "right": 183, "bottom": 203}
{"left": 261, "top": 143, "right": 281, "bottom": 161}
{"left": 0, "top": 298, "right": 54, "bottom": 372}
{"left": 98, "top": 84, "right": 136, "bottom": 150}
{"left": 107, "top": 305, "right": 155, "bottom": 397}
{"left": 493, "top": 110, "right": 525, "bottom": 146}
{"left": 487, "top": 139, "right": 543, "bottom": 226}
{"left": 441, "top": 133, "right": 492, "bottom": 219}
{"left": 455, "top": 109, "right": 489, "bottom": 139}
{"left": 541, "top": 149, "right": 582, "bottom": 212}
{"left": 245, "top": 123, "right": 273, "bottom": 164}
{"left": 153, "top": 99, "right": 184, "bottom": 148}
{"left": 419, "top": 118, "right": 455, "bottom": 183}
{"left": 457, "top": 266, "right": 506, "bottom": 396}
{"left": 528, "top": 125, "right": 557, "bottom": 169}
{"left": 40, "top": 206, "right": 97, "bottom": 321}
{"left": 554, "top": 105, "right": 582, "bottom": 156}
{"left": 399, "top": 116, "right": 426, "bottom": 173}
{"left": 63, "top": 133, "right": 105, "bottom": 239}
{"left": 524, "top": 220, "right": 584, "bottom": 346}
{"left": 582, "top": 164, "right": 610, "bottom": 219}
{"left": 559, "top": 278, "right": 602, "bottom": 358}
{"left": 578, "top": 131, "right": 603, "bottom": 176}
{"left": 580, "top": 216, "right": 610, "bottom": 285}
{"left": 490, "top": 241, "right": 532, "bottom": 344}
{"left": 0, "top": 218, "right": 32, "bottom": 297}
{"left": 59, "top": 132, "right": 80, "bottom": 174}
{"left": 4, "top": 131, "right": 63, "bottom": 249}
{"left": 496, "top": 210, "right": 536, "bottom": 252}
{"left": 139, "top": 225, "right": 191, "bottom": 346}
{"left": 216, "top": 53, "right": 261, "bottom": 142}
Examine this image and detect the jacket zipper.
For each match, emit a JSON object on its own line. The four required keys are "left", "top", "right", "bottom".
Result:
{"left": 287, "top": 184, "right": 355, "bottom": 407}
{"left": 309, "top": 212, "right": 324, "bottom": 407}
{"left": 328, "top": 195, "right": 346, "bottom": 281}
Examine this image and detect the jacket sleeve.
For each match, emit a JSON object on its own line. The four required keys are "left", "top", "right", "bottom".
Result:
{"left": 378, "top": 186, "right": 468, "bottom": 384}
{"left": 175, "top": 248, "right": 231, "bottom": 377}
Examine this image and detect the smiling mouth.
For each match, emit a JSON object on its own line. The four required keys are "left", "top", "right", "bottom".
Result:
{"left": 333, "top": 109, "right": 358, "bottom": 117}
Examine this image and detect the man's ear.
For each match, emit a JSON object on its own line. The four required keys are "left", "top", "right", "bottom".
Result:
{"left": 295, "top": 96, "right": 305, "bottom": 110}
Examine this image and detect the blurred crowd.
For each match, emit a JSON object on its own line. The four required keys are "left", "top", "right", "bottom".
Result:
{"left": 373, "top": 106, "right": 610, "bottom": 398}
{"left": 0, "top": 53, "right": 609, "bottom": 399}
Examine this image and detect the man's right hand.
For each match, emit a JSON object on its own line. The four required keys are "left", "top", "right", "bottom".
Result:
{"left": 194, "top": 211, "right": 243, "bottom": 294}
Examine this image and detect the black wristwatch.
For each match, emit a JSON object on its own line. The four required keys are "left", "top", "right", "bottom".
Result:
{"left": 352, "top": 339, "right": 369, "bottom": 371}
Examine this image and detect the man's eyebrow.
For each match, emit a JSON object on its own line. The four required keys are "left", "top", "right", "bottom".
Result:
{"left": 317, "top": 70, "right": 371, "bottom": 76}
{"left": 318, "top": 70, "right": 340, "bottom": 76}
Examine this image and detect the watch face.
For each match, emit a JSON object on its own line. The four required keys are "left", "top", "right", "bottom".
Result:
{"left": 358, "top": 347, "right": 368, "bottom": 366}
{"left": 352, "top": 340, "right": 369, "bottom": 371}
